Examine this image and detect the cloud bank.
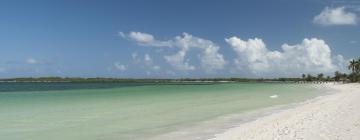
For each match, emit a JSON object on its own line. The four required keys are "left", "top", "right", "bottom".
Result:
{"left": 313, "top": 7, "right": 357, "bottom": 26}
{"left": 121, "top": 31, "right": 348, "bottom": 77}
{"left": 226, "top": 37, "right": 347, "bottom": 77}
{"left": 121, "top": 32, "right": 227, "bottom": 72}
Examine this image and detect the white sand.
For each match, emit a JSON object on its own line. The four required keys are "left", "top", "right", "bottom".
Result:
{"left": 209, "top": 83, "right": 360, "bottom": 140}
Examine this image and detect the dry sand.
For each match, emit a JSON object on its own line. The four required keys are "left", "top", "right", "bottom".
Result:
{"left": 209, "top": 83, "right": 360, "bottom": 140}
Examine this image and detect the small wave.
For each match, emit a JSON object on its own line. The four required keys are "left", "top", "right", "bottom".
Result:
{"left": 269, "top": 94, "right": 279, "bottom": 99}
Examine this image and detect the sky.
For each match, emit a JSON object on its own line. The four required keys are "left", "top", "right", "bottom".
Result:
{"left": 0, "top": 0, "right": 359, "bottom": 78}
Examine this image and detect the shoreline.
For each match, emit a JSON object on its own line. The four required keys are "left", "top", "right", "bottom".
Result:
{"left": 208, "top": 83, "right": 360, "bottom": 140}
{"left": 149, "top": 83, "right": 329, "bottom": 140}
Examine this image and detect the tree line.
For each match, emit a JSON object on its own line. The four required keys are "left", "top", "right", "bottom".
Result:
{"left": 301, "top": 58, "right": 360, "bottom": 82}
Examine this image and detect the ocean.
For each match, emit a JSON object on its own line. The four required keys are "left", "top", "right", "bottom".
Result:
{"left": 0, "top": 82, "right": 323, "bottom": 140}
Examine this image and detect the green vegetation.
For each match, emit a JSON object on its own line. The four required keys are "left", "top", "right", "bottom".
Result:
{"left": 0, "top": 77, "right": 304, "bottom": 83}
{"left": 301, "top": 58, "right": 360, "bottom": 83}
{"left": 347, "top": 58, "right": 360, "bottom": 82}
{"left": 301, "top": 73, "right": 331, "bottom": 82}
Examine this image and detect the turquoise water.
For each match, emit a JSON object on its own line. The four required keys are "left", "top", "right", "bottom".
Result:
{"left": 0, "top": 83, "right": 322, "bottom": 140}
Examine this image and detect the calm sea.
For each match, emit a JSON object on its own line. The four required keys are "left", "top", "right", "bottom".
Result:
{"left": 0, "top": 82, "right": 323, "bottom": 140}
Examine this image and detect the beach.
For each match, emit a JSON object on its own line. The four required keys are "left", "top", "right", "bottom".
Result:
{"left": 1, "top": 83, "right": 359, "bottom": 140}
{"left": 2, "top": 0, "right": 359, "bottom": 139}
{"left": 209, "top": 83, "right": 360, "bottom": 140}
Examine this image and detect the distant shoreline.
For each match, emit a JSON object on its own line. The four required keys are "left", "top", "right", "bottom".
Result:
{"left": 0, "top": 77, "right": 339, "bottom": 83}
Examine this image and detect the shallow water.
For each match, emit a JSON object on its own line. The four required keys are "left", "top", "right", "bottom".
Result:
{"left": 0, "top": 83, "right": 322, "bottom": 140}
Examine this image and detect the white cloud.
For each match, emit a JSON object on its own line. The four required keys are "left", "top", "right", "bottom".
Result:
{"left": 152, "top": 65, "right": 161, "bottom": 71}
{"left": 120, "top": 31, "right": 154, "bottom": 44}
{"left": 144, "top": 54, "right": 153, "bottom": 66}
{"left": 130, "top": 53, "right": 161, "bottom": 72}
{"left": 122, "top": 31, "right": 349, "bottom": 77}
{"left": 113, "top": 62, "right": 127, "bottom": 71}
{"left": 121, "top": 32, "right": 226, "bottom": 72}
{"left": 131, "top": 52, "right": 141, "bottom": 64}
{"left": 332, "top": 54, "right": 349, "bottom": 72}
{"left": 146, "top": 57, "right": 162, "bottom": 72}
{"left": 226, "top": 37, "right": 346, "bottom": 77}
{"left": 131, "top": 52, "right": 138, "bottom": 59}
{"left": 313, "top": 7, "right": 357, "bottom": 26}
{"left": 143, "top": 54, "right": 161, "bottom": 71}
{"left": 26, "top": 58, "right": 38, "bottom": 64}
{"left": 164, "top": 49, "right": 196, "bottom": 71}
{"left": 120, "top": 31, "right": 171, "bottom": 47}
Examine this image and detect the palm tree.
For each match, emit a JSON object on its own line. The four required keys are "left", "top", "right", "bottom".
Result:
{"left": 302, "top": 74, "right": 306, "bottom": 80}
{"left": 349, "top": 59, "right": 357, "bottom": 73}
{"left": 356, "top": 58, "right": 360, "bottom": 74}
{"left": 306, "top": 74, "right": 313, "bottom": 81}
{"left": 334, "top": 71, "right": 341, "bottom": 82}
{"left": 355, "top": 58, "right": 360, "bottom": 81}
{"left": 326, "top": 76, "right": 330, "bottom": 81}
{"left": 346, "top": 59, "right": 360, "bottom": 82}
{"left": 317, "top": 73, "right": 324, "bottom": 81}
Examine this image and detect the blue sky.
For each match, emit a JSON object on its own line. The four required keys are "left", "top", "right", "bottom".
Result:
{"left": 0, "top": 0, "right": 359, "bottom": 78}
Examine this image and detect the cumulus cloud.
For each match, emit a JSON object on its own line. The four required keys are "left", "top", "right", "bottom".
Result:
{"left": 131, "top": 52, "right": 138, "bottom": 59}
{"left": 26, "top": 58, "right": 38, "bottom": 64}
{"left": 121, "top": 32, "right": 226, "bottom": 72}
{"left": 226, "top": 37, "right": 346, "bottom": 77}
{"left": 164, "top": 49, "right": 196, "bottom": 71}
{"left": 130, "top": 53, "right": 161, "bottom": 72}
{"left": 120, "top": 31, "right": 171, "bottom": 47}
{"left": 313, "top": 7, "right": 357, "bottom": 26}
{"left": 122, "top": 31, "right": 348, "bottom": 77}
{"left": 120, "top": 32, "right": 154, "bottom": 44}
{"left": 131, "top": 52, "right": 142, "bottom": 64}
{"left": 144, "top": 54, "right": 153, "bottom": 66}
{"left": 113, "top": 62, "right": 127, "bottom": 71}
{"left": 332, "top": 54, "right": 349, "bottom": 72}
{"left": 143, "top": 54, "right": 161, "bottom": 71}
